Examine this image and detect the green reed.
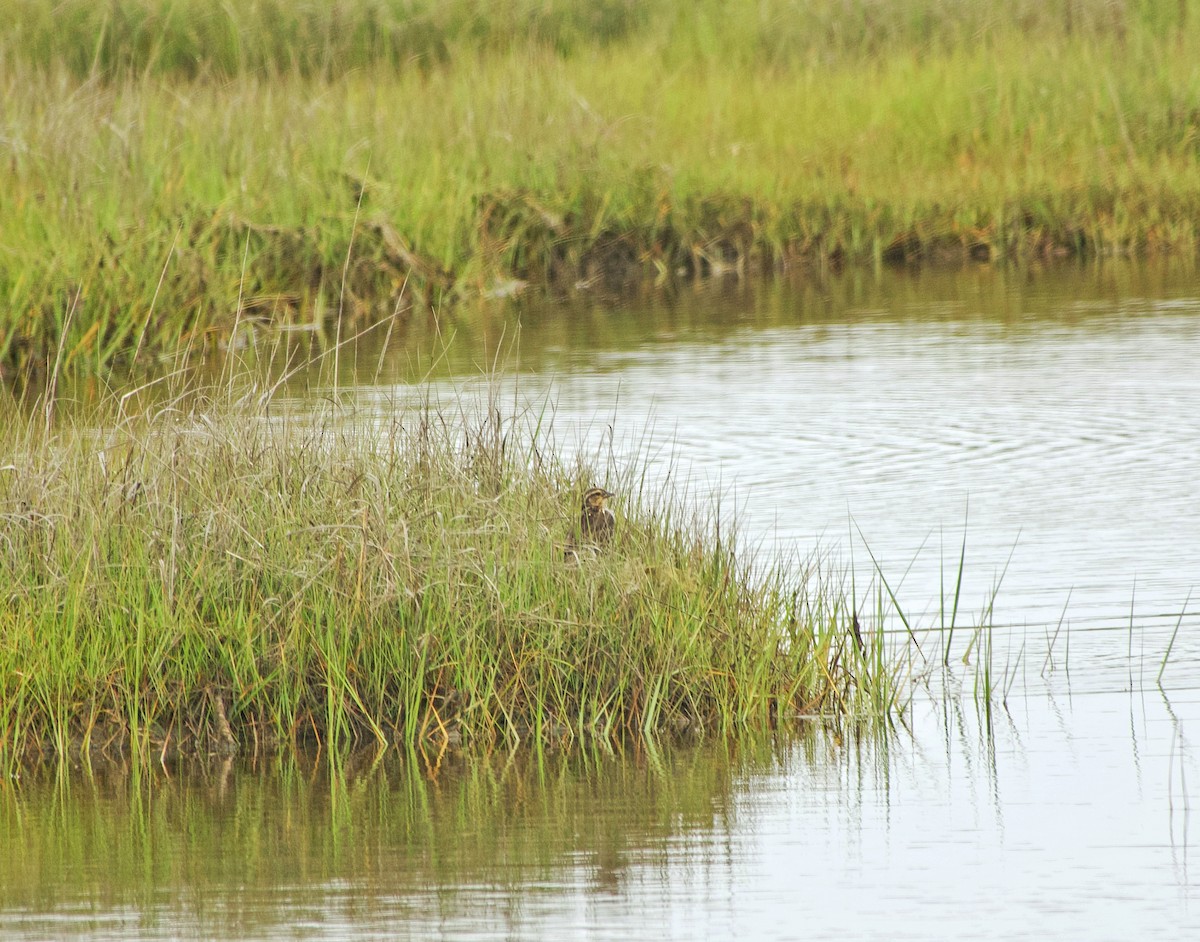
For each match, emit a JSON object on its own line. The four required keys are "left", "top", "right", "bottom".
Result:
{"left": 0, "top": 379, "right": 894, "bottom": 765}
{"left": 3, "top": 0, "right": 1200, "bottom": 377}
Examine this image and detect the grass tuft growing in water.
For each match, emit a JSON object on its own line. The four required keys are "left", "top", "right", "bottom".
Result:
{"left": 0, "top": 382, "right": 890, "bottom": 765}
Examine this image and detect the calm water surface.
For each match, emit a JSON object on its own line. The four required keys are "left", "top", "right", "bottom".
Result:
{"left": 6, "top": 262, "right": 1200, "bottom": 938}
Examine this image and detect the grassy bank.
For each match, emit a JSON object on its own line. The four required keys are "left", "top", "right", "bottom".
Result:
{"left": 3, "top": 0, "right": 1200, "bottom": 377}
{"left": 0, "top": 384, "right": 886, "bottom": 765}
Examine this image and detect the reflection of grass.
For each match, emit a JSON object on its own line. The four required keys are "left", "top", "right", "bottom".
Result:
{"left": 3, "top": 1, "right": 1200, "bottom": 376}
{"left": 0, "top": 733, "right": 858, "bottom": 924}
{"left": 0, "top": 383, "right": 894, "bottom": 764}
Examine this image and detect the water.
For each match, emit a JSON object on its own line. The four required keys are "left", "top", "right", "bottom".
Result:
{"left": 3, "top": 694, "right": 1197, "bottom": 939}
{"left": 6, "top": 261, "right": 1200, "bottom": 937}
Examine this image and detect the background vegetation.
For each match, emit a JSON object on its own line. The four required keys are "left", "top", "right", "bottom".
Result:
{"left": 2, "top": 0, "right": 1199, "bottom": 378}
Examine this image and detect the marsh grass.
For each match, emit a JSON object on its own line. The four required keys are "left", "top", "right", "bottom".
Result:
{"left": 4, "top": 0, "right": 1200, "bottom": 377}
{"left": 0, "top": 375, "right": 897, "bottom": 766}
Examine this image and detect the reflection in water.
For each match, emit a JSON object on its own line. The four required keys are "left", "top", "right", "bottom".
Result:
{"left": 0, "top": 734, "right": 822, "bottom": 938}
{"left": 311, "top": 260, "right": 1200, "bottom": 386}
{"left": 2, "top": 694, "right": 1198, "bottom": 940}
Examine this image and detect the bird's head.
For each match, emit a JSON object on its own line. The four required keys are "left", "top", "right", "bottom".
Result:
{"left": 582, "top": 487, "right": 615, "bottom": 511}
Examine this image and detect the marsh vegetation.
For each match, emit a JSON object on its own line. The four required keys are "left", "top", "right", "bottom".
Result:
{"left": 0, "top": 378, "right": 895, "bottom": 765}
{"left": 3, "top": 0, "right": 1200, "bottom": 377}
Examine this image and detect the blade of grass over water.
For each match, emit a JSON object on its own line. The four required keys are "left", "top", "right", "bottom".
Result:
{"left": 1158, "top": 589, "right": 1192, "bottom": 687}
{"left": 0, "top": 376, "right": 896, "bottom": 766}
{"left": 1129, "top": 579, "right": 1138, "bottom": 690}
{"left": 1041, "top": 588, "right": 1074, "bottom": 678}
{"left": 943, "top": 506, "right": 969, "bottom": 667}
{"left": 852, "top": 519, "right": 924, "bottom": 659}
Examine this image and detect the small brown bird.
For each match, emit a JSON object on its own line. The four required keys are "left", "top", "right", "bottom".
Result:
{"left": 564, "top": 487, "right": 616, "bottom": 563}
{"left": 579, "top": 487, "right": 616, "bottom": 545}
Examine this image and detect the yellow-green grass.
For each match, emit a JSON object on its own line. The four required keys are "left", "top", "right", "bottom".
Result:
{"left": 3, "top": 0, "right": 1200, "bottom": 377}
{"left": 0, "top": 384, "right": 886, "bottom": 766}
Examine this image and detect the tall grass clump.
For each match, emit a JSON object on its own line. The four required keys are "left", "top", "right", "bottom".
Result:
{"left": 0, "top": 383, "right": 886, "bottom": 765}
